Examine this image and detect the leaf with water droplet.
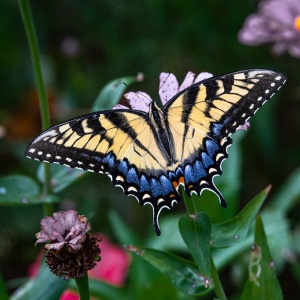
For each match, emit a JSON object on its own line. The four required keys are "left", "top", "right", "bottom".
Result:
{"left": 211, "top": 186, "right": 270, "bottom": 247}
{"left": 178, "top": 212, "right": 211, "bottom": 279}
{"left": 240, "top": 215, "right": 283, "bottom": 300}
{"left": 0, "top": 175, "right": 59, "bottom": 205}
{"left": 127, "top": 246, "right": 212, "bottom": 296}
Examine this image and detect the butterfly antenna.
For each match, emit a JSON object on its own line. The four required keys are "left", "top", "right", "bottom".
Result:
{"left": 153, "top": 70, "right": 171, "bottom": 104}
{"left": 159, "top": 70, "right": 171, "bottom": 90}
{"left": 122, "top": 82, "right": 153, "bottom": 102}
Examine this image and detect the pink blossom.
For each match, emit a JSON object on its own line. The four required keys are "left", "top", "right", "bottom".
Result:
{"left": 239, "top": 0, "right": 300, "bottom": 58}
{"left": 88, "top": 236, "right": 130, "bottom": 286}
{"left": 60, "top": 290, "right": 79, "bottom": 300}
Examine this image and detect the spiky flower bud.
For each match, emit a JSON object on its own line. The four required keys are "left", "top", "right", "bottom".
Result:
{"left": 36, "top": 210, "right": 101, "bottom": 279}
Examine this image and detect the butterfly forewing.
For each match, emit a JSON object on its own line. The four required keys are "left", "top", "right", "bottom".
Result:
{"left": 164, "top": 69, "right": 286, "bottom": 205}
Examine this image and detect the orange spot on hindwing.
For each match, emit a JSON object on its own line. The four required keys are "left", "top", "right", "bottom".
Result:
{"left": 172, "top": 176, "right": 185, "bottom": 189}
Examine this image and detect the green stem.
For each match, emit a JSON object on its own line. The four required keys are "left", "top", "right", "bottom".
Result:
{"left": 210, "top": 255, "right": 227, "bottom": 300}
{"left": 75, "top": 273, "right": 90, "bottom": 300}
{"left": 18, "top": 0, "right": 50, "bottom": 130}
{"left": 181, "top": 187, "right": 198, "bottom": 215}
{"left": 18, "top": 0, "right": 52, "bottom": 210}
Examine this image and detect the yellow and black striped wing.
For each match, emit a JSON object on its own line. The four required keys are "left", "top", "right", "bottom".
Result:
{"left": 164, "top": 69, "right": 286, "bottom": 204}
{"left": 25, "top": 110, "right": 181, "bottom": 234}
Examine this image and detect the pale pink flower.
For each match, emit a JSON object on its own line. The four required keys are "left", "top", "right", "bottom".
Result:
{"left": 239, "top": 0, "right": 300, "bottom": 57}
{"left": 113, "top": 71, "right": 213, "bottom": 112}
{"left": 36, "top": 210, "right": 90, "bottom": 252}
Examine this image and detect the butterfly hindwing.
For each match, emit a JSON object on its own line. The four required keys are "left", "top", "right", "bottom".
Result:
{"left": 164, "top": 69, "right": 286, "bottom": 204}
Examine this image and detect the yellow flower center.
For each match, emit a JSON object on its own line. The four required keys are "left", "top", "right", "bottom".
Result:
{"left": 294, "top": 16, "right": 300, "bottom": 32}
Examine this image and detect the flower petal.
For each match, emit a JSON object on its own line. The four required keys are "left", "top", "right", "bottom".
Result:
{"left": 236, "top": 122, "right": 250, "bottom": 131}
{"left": 124, "top": 92, "right": 152, "bottom": 112}
{"left": 194, "top": 72, "right": 214, "bottom": 82}
{"left": 45, "top": 241, "right": 66, "bottom": 251}
{"left": 179, "top": 72, "right": 196, "bottom": 91}
{"left": 113, "top": 104, "right": 129, "bottom": 110}
{"left": 64, "top": 210, "right": 79, "bottom": 229}
{"left": 159, "top": 72, "right": 179, "bottom": 105}
{"left": 288, "top": 41, "right": 300, "bottom": 57}
{"left": 35, "top": 231, "right": 50, "bottom": 245}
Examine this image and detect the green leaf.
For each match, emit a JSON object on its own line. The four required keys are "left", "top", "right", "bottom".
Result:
{"left": 147, "top": 214, "right": 186, "bottom": 251}
{"left": 127, "top": 246, "right": 212, "bottom": 296}
{"left": 91, "top": 75, "right": 139, "bottom": 112}
{"left": 108, "top": 210, "right": 141, "bottom": 245}
{"left": 212, "top": 207, "right": 291, "bottom": 271}
{"left": 37, "top": 163, "right": 86, "bottom": 193}
{"left": 240, "top": 215, "right": 283, "bottom": 300}
{"left": 260, "top": 209, "right": 292, "bottom": 271}
{"left": 271, "top": 167, "right": 300, "bottom": 214}
{"left": 0, "top": 175, "right": 60, "bottom": 205}
{"left": 11, "top": 262, "right": 68, "bottom": 300}
{"left": 211, "top": 186, "right": 270, "bottom": 247}
{"left": 0, "top": 273, "right": 9, "bottom": 300}
{"left": 179, "top": 212, "right": 211, "bottom": 279}
{"left": 0, "top": 175, "right": 41, "bottom": 205}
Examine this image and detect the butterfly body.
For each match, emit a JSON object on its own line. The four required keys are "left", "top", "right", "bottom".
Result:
{"left": 26, "top": 69, "right": 286, "bottom": 235}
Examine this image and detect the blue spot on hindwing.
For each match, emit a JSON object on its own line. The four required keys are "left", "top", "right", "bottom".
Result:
{"left": 127, "top": 167, "right": 139, "bottom": 184}
{"left": 175, "top": 166, "right": 184, "bottom": 178}
{"left": 205, "top": 139, "right": 219, "bottom": 157}
{"left": 184, "top": 164, "right": 195, "bottom": 184}
{"left": 201, "top": 152, "right": 214, "bottom": 168}
{"left": 212, "top": 123, "right": 223, "bottom": 137}
{"left": 159, "top": 175, "right": 174, "bottom": 195}
{"left": 193, "top": 160, "right": 206, "bottom": 180}
{"left": 140, "top": 174, "right": 151, "bottom": 192}
{"left": 93, "top": 156, "right": 101, "bottom": 163}
{"left": 102, "top": 153, "right": 115, "bottom": 168}
{"left": 118, "top": 160, "right": 128, "bottom": 175}
{"left": 150, "top": 178, "right": 163, "bottom": 198}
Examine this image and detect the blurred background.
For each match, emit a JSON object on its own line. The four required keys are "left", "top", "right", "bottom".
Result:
{"left": 0, "top": 0, "right": 300, "bottom": 298}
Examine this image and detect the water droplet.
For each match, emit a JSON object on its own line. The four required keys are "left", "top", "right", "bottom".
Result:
{"left": 196, "top": 242, "right": 200, "bottom": 246}
{"left": 269, "top": 260, "right": 275, "bottom": 268}
{"left": 251, "top": 243, "right": 257, "bottom": 251}
{"left": 0, "top": 187, "right": 7, "bottom": 194}
{"left": 203, "top": 278, "right": 210, "bottom": 288}
{"left": 234, "top": 235, "right": 240, "bottom": 239}
{"left": 21, "top": 197, "right": 28, "bottom": 203}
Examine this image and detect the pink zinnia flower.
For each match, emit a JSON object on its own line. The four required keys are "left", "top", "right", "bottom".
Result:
{"left": 238, "top": 0, "right": 300, "bottom": 57}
